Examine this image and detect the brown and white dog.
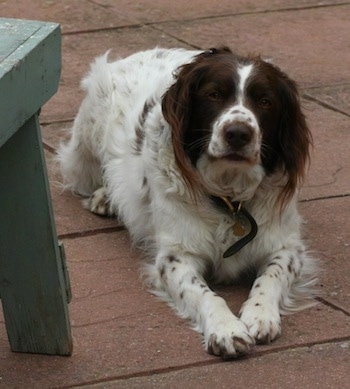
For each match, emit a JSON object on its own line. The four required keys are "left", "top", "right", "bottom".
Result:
{"left": 58, "top": 47, "right": 317, "bottom": 359}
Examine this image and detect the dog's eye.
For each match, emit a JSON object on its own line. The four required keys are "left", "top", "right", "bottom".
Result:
{"left": 259, "top": 98, "right": 272, "bottom": 109}
{"left": 208, "top": 91, "right": 222, "bottom": 101}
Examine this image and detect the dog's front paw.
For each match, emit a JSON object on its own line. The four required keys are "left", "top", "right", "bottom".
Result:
{"left": 205, "top": 320, "right": 255, "bottom": 359}
{"left": 82, "top": 187, "right": 113, "bottom": 216}
{"left": 240, "top": 303, "right": 281, "bottom": 344}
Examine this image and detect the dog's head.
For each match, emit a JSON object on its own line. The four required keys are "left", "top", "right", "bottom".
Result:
{"left": 162, "top": 47, "right": 312, "bottom": 205}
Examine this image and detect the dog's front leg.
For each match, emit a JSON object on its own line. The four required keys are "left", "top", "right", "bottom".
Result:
{"left": 156, "top": 252, "right": 255, "bottom": 359}
{"left": 239, "top": 248, "right": 308, "bottom": 344}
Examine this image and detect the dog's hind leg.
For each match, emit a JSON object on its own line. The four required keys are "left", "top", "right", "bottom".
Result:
{"left": 57, "top": 125, "right": 103, "bottom": 197}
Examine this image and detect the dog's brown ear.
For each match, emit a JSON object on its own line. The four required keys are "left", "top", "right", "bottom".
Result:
{"left": 161, "top": 61, "right": 206, "bottom": 194}
{"left": 276, "top": 72, "right": 312, "bottom": 207}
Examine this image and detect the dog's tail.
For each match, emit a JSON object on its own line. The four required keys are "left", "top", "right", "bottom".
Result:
{"left": 80, "top": 50, "right": 115, "bottom": 100}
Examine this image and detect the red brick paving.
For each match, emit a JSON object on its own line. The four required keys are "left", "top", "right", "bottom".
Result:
{"left": 1, "top": 1, "right": 349, "bottom": 388}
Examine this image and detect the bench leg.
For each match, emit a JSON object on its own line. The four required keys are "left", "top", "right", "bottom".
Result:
{"left": 0, "top": 114, "right": 72, "bottom": 355}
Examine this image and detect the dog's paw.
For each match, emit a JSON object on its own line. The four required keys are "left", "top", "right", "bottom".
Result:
{"left": 239, "top": 302, "right": 281, "bottom": 344}
{"left": 82, "top": 187, "right": 113, "bottom": 216}
{"left": 205, "top": 319, "right": 255, "bottom": 359}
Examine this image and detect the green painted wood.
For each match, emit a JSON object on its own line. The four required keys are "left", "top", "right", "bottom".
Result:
{"left": 0, "top": 18, "right": 72, "bottom": 355}
{"left": 0, "top": 114, "right": 73, "bottom": 355}
{"left": 0, "top": 20, "right": 42, "bottom": 61}
{"left": 0, "top": 18, "right": 61, "bottom": 147}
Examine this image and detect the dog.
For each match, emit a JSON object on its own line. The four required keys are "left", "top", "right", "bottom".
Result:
{"left": 58, "top": 46, "right": 317, "bottom": 359}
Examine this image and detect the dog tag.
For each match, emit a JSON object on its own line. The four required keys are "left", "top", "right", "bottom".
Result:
{"left": 232, "top": 220, "right": 246, "bottom": 236}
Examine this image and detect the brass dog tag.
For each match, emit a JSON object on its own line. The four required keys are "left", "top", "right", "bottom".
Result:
{"left": 232, "top": 221, "right": 246, "bottom": 236}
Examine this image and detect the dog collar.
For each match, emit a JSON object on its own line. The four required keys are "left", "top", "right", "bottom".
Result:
{"left": 210, "top": 196, "right": 258, "bottom": 258}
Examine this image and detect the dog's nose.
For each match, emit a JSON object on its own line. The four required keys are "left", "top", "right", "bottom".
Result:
{"left": 224, "top": 124, "right": 253, "bottom": 149}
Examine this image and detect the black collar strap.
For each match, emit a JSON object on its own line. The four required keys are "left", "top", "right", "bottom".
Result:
{"left": 210, "top": 196, "right": 258, "bottom": 258}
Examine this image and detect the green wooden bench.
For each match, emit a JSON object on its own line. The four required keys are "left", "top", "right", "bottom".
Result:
{"left": 0, "top": 18, "right": 72, "bottom": 355}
